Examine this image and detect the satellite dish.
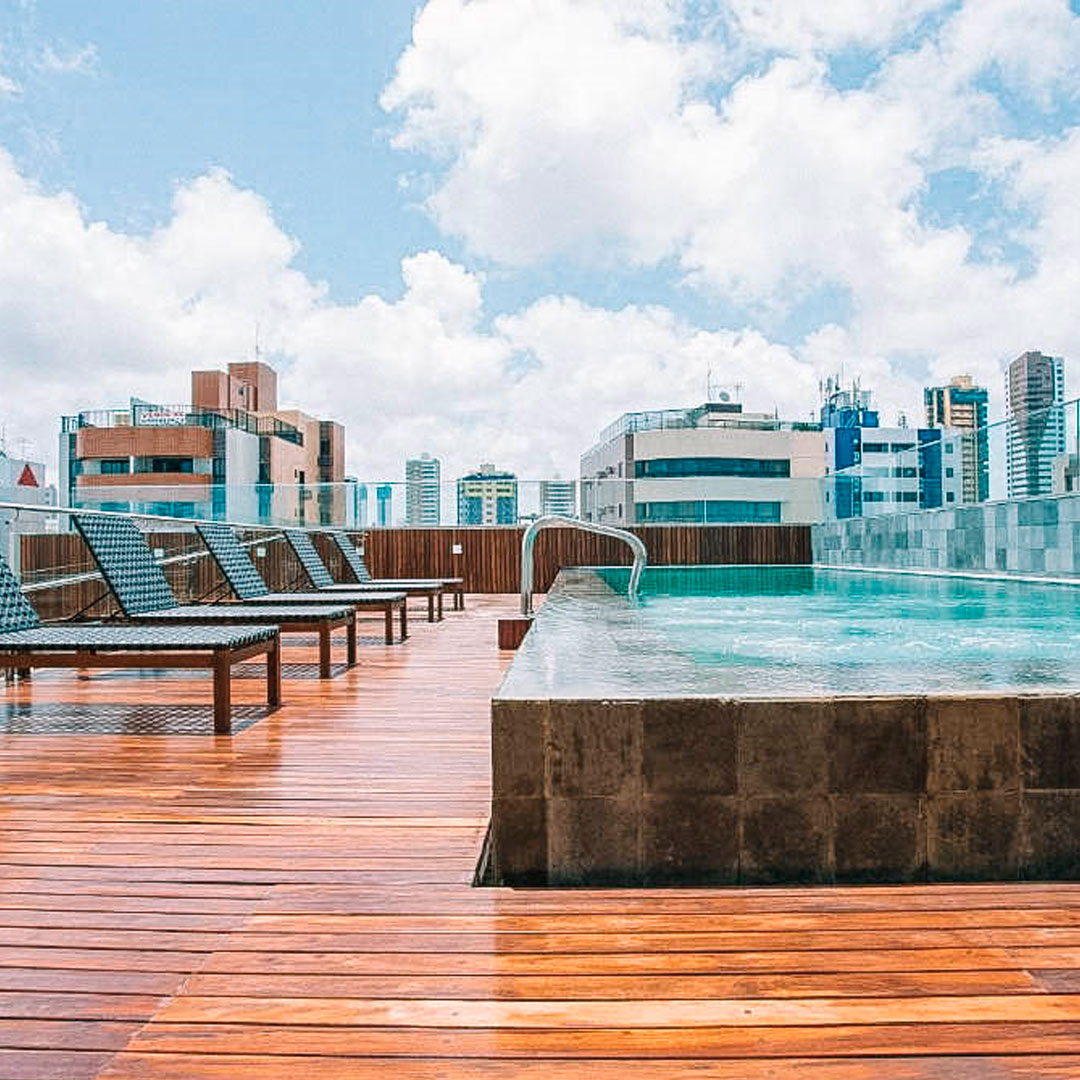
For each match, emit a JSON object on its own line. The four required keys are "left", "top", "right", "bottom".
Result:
{"left": 718, "top": 391, "right": 730, "bottom": 402}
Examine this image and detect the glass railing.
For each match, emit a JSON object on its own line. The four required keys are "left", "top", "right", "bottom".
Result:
{"left": 0, "top": 503, "right": 355, "bottom": 621}
{"left": 824, "top": 396, "right": 1080, "bottom": 520}
{"left": 48, "top": 475, "right": 828, "bottom": 529}
{"left": 60, "top": 404, "right": 304, "bottom": 444}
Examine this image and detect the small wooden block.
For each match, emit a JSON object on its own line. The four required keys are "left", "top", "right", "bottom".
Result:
{"left": 497, "top": 616, "right": 534, "bottom": 650}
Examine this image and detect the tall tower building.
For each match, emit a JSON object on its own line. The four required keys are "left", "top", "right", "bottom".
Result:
{"left": 540, "top": 478, "right": 576, "bottom": 517}
{"left": 405, "top": 453, "right": 441, "bottom": 526}
{"left": 924, "top": 375, "right": 989, "bottom": 504}
{"left": 1006, "top": 351, "right": 1065, "bottom": 498}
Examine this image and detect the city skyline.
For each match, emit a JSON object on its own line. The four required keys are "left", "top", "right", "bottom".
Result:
{"left": 3, "top": 2, "right": 1080, "bottom": 484}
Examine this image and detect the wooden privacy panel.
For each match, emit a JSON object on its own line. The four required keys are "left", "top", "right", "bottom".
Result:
{"left": 363, "top": 525, "right": 812, "bottom": 594}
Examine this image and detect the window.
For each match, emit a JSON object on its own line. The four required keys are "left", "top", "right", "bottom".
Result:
{"left": 890, "top": 442, "right": 915, "bottom": 452}
{"left": 863, "top": 491, "right": 886, "bottom": 502}
{"left": 945, "top": 443, "right": 954, "bottom": 453}
{"left": 635, "top": 457, "right": 791, "bottom": 479}
{"left": 635, "top": 500, "right": 782, "bottom": 523}
{"left": 945, "top": 467, "right": 954, "bottom": 477}
{"left": 946, "top": 492, "right": 955, "bottom": 502}
{"left": 149, "top": 457, "right": 193, "bottom": 473}
{"left": 892, "top": 466, "right": 917, "bottom": 478}
{"left": 99, "top": 459, "right": 129, "bottom": 475}
{"left": 861, "top": 442, "right": 888, "bottom": 453}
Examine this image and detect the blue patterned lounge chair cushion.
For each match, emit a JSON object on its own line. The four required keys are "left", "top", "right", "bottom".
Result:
{"left": 195, "top": 523, "right": 272, "bottom": 600}
{"left": 0, "top": 623, "right": 277, "bottom": 651}
{"left": 72, "top": 514, "right": 180, "bottom": 615}
{"left": 330, "top": 531, "right": 373, "bottom": 582}
{"left": 284, "top": 530, "right": 336, "bottom": 589}
{"left": 0, "top": 556, "right": 41, "bottom": 633}
{"left": 129, "top": 603, "right": 354, "bottom": 623}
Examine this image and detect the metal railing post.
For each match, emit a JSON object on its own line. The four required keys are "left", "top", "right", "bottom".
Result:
{"left": 520, "top": 514, "right": 647, "bottom": 616}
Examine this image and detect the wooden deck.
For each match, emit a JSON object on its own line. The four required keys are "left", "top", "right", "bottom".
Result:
{"left": 0, "top": 596, "right": 1079, "bottom": 1078}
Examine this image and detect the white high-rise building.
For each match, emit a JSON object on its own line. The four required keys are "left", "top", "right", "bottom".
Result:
{"left": 540, "top": 479, "right": 576, "bottom": 517}
{"left": 406, "top": 453, "right": 441, "bottom": 526}
{"left": 1006, "top": 352, "right": 1065, "bottom": 498}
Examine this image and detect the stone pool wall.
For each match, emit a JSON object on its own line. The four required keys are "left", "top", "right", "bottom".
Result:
{"left": 813, "top": 492, "right": 1080, "bottom": 576}
{"left": 489, "top": 693, "right": 1080, "bottom": 886}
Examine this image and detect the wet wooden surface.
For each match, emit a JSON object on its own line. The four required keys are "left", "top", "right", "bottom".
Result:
{"left": 0, "top": 595, "right": 1078, "bottom": 1078}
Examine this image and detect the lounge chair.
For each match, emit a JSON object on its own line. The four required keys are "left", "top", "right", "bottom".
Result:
{"left": 283, "top": 530, "right": 446, "bottom": 623}
{"left": 195, "top": 522, "right": 408, "bottom": 645}
{"left": 72, "top": 514, "right": 356, "bottom": 679}
{"left": 0, "top": 552, "right": 280, "bottom": 735}
{"left": 327, "top": 530, "right": 465, "bottom": 612}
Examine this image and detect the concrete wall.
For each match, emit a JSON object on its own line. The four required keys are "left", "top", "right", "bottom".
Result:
{"left": 813, "top": 493, "right": 1080, "bottom": 577}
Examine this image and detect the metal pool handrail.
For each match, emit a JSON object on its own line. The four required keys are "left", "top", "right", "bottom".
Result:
{"left": 520, "top": 515, "right": 648, "bottom": 616}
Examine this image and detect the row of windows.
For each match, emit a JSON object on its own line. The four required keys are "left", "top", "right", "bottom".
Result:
{"left": 635, "top": 457, "right": 790, "bottom": 479}
{"left": 859, "top": 490, "right": 956, "bottom": 504}
{"left": 862, "top": 491, "right": 919, "bottom": 503}
{"left": 845, "top": 465, "right": 956, "bottom": 479}
{"left": 85, "top": 457, "right": 196, "bottom": 475}
{"left": 861, "top": 442, "right": 917, "bottom": 454}
{"left": 635, "top": 500, "right": 782, "bottom": 523}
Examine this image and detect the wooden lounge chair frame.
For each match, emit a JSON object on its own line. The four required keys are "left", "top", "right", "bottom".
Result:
{"left": 0, "top": 555, "right": 280, "bottom": 735}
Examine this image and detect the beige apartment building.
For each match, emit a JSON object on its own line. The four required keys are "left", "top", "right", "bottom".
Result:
{"left": 59, "top": 361, "right": 345, "bottom": 526}
{"left": 580, "top": 402, "right": 825, "bottom": 525}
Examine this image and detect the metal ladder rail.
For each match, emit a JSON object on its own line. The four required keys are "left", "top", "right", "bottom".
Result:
{"left": 520, "top": 515, "right": 647, "bottom": 617}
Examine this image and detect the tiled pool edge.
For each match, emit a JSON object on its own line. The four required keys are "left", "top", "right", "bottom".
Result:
{"left": 490, "top": 691, "right": 1080, "bottom": 887}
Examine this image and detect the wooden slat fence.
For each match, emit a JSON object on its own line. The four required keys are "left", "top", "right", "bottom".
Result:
{"left": 18, "top": 524, "right": 810, "bottom": 620}
{"left": 363, "top": 525, "right": 812, "bottom": 594}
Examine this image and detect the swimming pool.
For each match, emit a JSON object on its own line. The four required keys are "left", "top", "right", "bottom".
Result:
{"left": 488, "top": 565, "right": 1080, "bottom": 888}
{"left": 546, "top": 565, "right": 1080, "bottom": 697}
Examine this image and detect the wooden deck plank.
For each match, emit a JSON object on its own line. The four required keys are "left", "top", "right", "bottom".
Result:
{"left": 1, "top": 594, "right": 1078, "bottom": 1078}
{"left": 94, "top": 1054, "right": 1080, "bottom": 1080}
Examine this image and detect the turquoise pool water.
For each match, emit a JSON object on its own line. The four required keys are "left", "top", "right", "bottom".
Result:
{"left": 499, "top": 566, "right": 1080, "bottom": 700}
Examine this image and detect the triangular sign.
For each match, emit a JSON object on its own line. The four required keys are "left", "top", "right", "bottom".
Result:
{"left": 17, "top": 464, "right": 39, "bottom": 488}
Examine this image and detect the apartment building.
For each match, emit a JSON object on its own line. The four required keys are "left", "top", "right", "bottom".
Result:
{"left": 822, "top": 381, "right": 962, "bottom": 520}
{"left": 457, "top": 465, "right": 518, "bottom": 525}
{"left": 580, "top": 402, "right": 824, "bottom": 526}
{"left": 59, "top": 361, "right": 345, "bottom": 525}
{"left": 406, "top": 453, "right": 441, "bottom": 525}
{"left": 1006, "top": 351, "right": 1066, "bottom": 499}
{"left": 924, "top": 375, "right": 989, "bottom": 504}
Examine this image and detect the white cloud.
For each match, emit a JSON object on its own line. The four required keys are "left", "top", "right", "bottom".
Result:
{"left": 0, "top": 147, "right": 819, "bottom": 486}
{"left": 726, "top": 0, "right": 951, "bottom": 54}
{"left": 35, "top": 42, "right": 98, "bottom": 76}
{"left": 0, "top": 72, "right": 19, "bottom": 97}
{"left": 379, "top": 0, "right": 1080, "bottom": 415}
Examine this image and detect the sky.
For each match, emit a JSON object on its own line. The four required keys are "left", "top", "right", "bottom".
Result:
{"left": 2, "top": 0, "right": 1080, "bottom": 483}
